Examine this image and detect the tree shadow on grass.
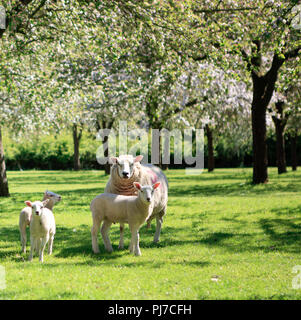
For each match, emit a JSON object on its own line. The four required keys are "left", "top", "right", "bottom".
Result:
{"left": 2, "top": 202, "right": 301, "bottom": 264}
{"left": 168, "top": 181, "right": 301, "bottom": 197}
{"left": 259, "top": 217, "right": 301, "bottom": 252}
{"left": 9, "top": 172, "right": 106, "bottom": 185}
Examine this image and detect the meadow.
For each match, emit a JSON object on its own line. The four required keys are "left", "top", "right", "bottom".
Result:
{"left": 0, "top": 168, "right": 301, "bottom": 300}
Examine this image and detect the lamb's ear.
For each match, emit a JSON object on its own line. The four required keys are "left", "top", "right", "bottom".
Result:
{"left": 110, "top": 157, "right": 119, "bottom": 164}
{"left": 134, "top": 155, "right": 143, "bottom": 163}
{"left": 25, "top": 201, "right": 32, "bottom": 207}
{"left": 153, "top": 182, "right": 161, "bottom": 190}
{"left": 133, "top": 182, "right": 142, "bottom": 190}
{"left": 42, "top": 199, "right": 50, "bottom": 206}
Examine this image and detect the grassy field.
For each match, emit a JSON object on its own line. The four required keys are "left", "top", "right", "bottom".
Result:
{"left": 0, "top": 168, "right": 301, "bottom": 300}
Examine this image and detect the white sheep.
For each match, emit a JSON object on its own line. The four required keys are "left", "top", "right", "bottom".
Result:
{"left": 105, "top": 155, "right": 168, "bottom": 248}
{"left": 91, "top": 182, "right": 161, "bottom": 256}
{"left": 19, "top": 190, "right": 61, "bottom": 253}
{"left": 25, "top": 199, "right": 56, "bottom": 263}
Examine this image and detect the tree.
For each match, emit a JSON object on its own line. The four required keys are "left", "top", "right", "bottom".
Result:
{"left": 176, "top": 62, "right": 252, "bottom": 172}
{"left": 286, "top": 86, "right": 301, "bottom": 171}
{"left": 271, "top": 100, "right": 289, "bottom": 174}
{"left": 186, "top": 0, "right": 301, "bottom": 183}
{"left": 269, "top": 60, "right": 301, "bottom": 173}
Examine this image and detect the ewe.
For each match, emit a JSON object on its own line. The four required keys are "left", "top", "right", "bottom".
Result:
{"left": 91, "top": 182, "right": 161, "bottom": 256}
{"left": 105, "top": 155, "right": 168, "bottom": 248}
{"left": 25, "top": 199, "right": 56, "bottom": 263}
{"left": 19, "top": 190, "right": 61, "bottom": 253}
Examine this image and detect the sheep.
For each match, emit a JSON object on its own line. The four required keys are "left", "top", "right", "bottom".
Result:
{"left": 24, "top": 199, "right": 56, "bottom": 263}
{"left": 91, "top": 181, "right": 161, "bottom": 256}
{"left": 19, "top": 190, "right": 61, "bottom": 253}
{"left": 104, "top": 154, "right": 168, "bottom": 249}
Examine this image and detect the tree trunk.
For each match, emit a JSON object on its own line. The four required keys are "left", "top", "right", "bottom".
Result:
{"left": 250, "top": 71, "right": 273, "bottom": 184}
{"left": 103, "top": 134, "right": 111, "bottom": 175}
{"left": 291, "top": 134, "right": 298, "bottom": 171}
{"left": 95, "top": 118, "right": 114, "bottom": 175}
{"left": 0, "top": 127, "right": 10, "bottom": 197}
{"left": 274, "top": 121, "right": 287, "bottom": 174}
{"left": 243, "top": 48, "right": 287, "bottom": 184}
{"left": 205, "top": 124, "right": 214, "bottom": 172}
{"left": 72, "top": 124, "right": 82, "bottom": 171}
{"left": 252, "top": 101, "right": 268, "bottom": 183}
{"left": 272, "top": 101, "right": 287, "bottom": 174}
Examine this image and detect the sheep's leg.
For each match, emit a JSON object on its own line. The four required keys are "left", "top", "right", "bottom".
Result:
{"left": 129, "top": 237, "right": 134, "bottom": 253}
{"left": 91, "top": 215, "right": 101, "bottom": 254}
{"left": 101, "top": 220, "right": 113, "bottom": 253}
{"left": 154, "top": 215, "right": 164, "bottom": 243}
{"left": 118, "top": 223, "right": 125, "bottom": 249}
{"left": 48, "top": 233, "right": 54, "bottom": 255}
{"left": 19, "top": 223, "right": 27, "bottom": 254}
{"left": 39, "top": 234, "right": 49, "bottom": 263}
{"left": 130, "top": 227, "right": 141, "bottom": 256}
{"left": 146, "top": 215, "right": 154, "bottom": 229}
{"left": 29, "top": 236, "right": 35, "bottom": 261}
{"left": 28, "top": 236, "right": 40, "bottom": 261}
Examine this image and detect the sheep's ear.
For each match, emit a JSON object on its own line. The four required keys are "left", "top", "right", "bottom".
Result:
{"left": 110, "top": 157, "right": 119, "bottom": 164}
{"left": 153, "top": 182, "right": 161, "bottom": 190}
{"left": 133, "top": 182, "right": 142, "bottom": 190}
{"left": 134, "top": 155, "right": 143, "bottom": 163}
{"left": 25, "top": 201, "right": 32, "bottom": 207}
{"left": 42, "top": 199, "right": 50, "bottom": 206}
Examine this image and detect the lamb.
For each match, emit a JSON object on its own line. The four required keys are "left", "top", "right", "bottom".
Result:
{"left": 25, "top": 199, "right": 56, "bottom": 263}
{"left": 104, "top": 154, "right": 168, "bottom": 249}
{"left": 19, "top": 190, "right": 61, "bottom": 253}
{"left": 91, "top": 182, "right": 161, "bottom": 256}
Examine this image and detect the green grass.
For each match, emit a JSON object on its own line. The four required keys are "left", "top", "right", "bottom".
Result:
{"left": 1, "top": 168, "right": 301, "bottom": 300}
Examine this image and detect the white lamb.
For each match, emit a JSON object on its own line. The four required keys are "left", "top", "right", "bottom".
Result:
{"left": 25, "top": 199, "right": 56, "bottom": 263}
{"left": 105, "top": 155, "right": 168, "bottom": 249}
{"left": 91, "top": 182, "right": 161, "bottom": 256}
{"left": 19, "top": 190, "right": 61, "bottom": 253}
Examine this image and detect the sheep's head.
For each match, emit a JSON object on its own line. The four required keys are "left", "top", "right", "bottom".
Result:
{"left": 133, "top": 182, "right": 160, "bottom": 204}
{"left": 25, "top": 199, "right": 49, "bottom": 216}
{"left": 110, "top": 155, "right": 143, "bottom": 179}
{"left": 44, "top": 190, "right": 62, "bottom": 204}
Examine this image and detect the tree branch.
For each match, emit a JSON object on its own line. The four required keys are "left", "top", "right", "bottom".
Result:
{"left": 285, "top": 46, "right": 301, "bottom": 60}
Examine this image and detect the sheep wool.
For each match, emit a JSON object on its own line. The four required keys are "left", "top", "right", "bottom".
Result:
{"left": 104, "top": 155, "right": 168, "bottom": 244}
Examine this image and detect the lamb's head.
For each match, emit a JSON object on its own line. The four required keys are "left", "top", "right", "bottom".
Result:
{"left": 44, "top": 190, "right": 62, "bottom": 204}
{"left": 110, "top": 155, "right": 143, "bottom": 179}
{"left": 25, "top": 199, "right": 49, "bottom": 217}
{"left": 133, "top": 182, "right": 160, "bottom": 204}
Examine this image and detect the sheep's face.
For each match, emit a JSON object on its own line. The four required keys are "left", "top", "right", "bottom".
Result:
{"left": 110, "top": 155, "right": 143, "bottom": 179}
{"left": 134, "top": 182, "right": 161, "bottom": 204}
{"left": 25, "top": 199, "right": 49, "bottom": 216}
{"left": 44, "top": 190, "right": 62, "bottom": 204}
